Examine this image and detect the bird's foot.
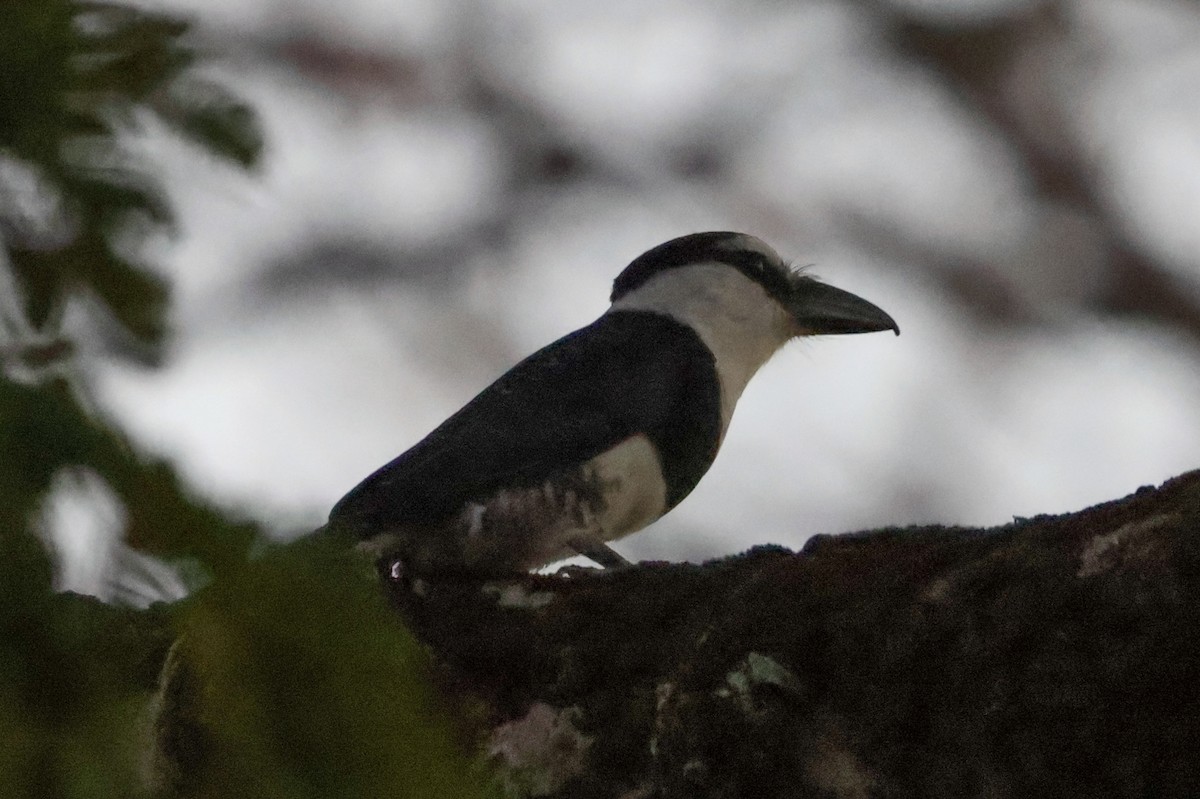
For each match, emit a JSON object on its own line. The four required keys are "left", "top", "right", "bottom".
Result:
{"left": 567, "top": 539, "right": 632, "bottom": 570}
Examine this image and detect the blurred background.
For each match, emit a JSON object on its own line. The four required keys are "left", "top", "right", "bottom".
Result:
{"left": 6, "top": 0, "right": 1200, "bottom": 601}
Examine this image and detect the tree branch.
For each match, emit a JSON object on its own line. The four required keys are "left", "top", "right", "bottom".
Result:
{"left": 381, "top": 469, "right": 1200, "bottom": 798}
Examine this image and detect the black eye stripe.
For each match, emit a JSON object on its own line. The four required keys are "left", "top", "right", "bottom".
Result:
{"left": 710, "top": 249, "right": 793, "bottom": 305}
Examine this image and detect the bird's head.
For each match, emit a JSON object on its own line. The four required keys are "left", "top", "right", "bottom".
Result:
{"left": 608, "top": 232, "right": 899, "bottom": 418}
{"left": 611, "top": 231, "right": 898, "bottom": 339}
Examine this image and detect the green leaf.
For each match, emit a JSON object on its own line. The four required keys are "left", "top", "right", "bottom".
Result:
{"left": 0, "top": 377, "right": 100, "bottom": 533}
{"left": 7, "top": 248, "right": 67, "bottom": 332}
{"left": 0, "top": 3, "right": 74, "bottom": 160}
{"left": 0, "top": 517, "right": 172, "bottom": 799}
{"left": 69, "top": 232, "right": 171, "bottom": 346}
{"left": 161, "top": 541, "right": 496, "bottom": 798}
{"left": 65, "top": 164, "right": 176, "bottom": 228}
{"left": 156, "top": 77, "right": 265, "bottom": 169}
{"left": 72, "top": 4, "right": 193, "bottom": 98}
{"left": 1, "top": 0, "right": 260, "bottom": 358}
{"left": 61, "top": 109, "right": 113, "bottom": 138}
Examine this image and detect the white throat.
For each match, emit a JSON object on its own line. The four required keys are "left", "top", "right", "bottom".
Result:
{"left": 609, "top": 262, "right": 794, "bottom": 433}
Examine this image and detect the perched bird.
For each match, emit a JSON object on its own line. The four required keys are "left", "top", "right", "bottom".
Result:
{"left": 328, "top": 232, "right": 898, "bottom": 575}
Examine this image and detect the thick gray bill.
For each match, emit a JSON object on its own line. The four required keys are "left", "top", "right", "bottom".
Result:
{"left": 788, "top": 280, "right": 900, "bottom": 336}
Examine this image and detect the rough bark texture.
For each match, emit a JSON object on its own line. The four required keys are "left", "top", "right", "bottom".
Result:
{"left": 388, "top": 470, "right": 1200, "bottom": 798}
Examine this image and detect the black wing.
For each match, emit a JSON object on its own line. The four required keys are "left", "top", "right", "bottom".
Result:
{"left": 329, "top": 311, "right": 721, "bottom": 535}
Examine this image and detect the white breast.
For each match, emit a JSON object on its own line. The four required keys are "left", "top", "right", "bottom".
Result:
{"left": 586, "top": 434, "right": 668, "bottom": 541}
{"left": 450, "top": 434, "right": 668, "bottom": 569}
{"left": 609, "top": 262, "right": 793, "bottom": 435}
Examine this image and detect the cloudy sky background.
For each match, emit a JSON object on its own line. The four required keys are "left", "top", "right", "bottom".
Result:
{"left": 58, "top": 0, "right": 1200, "bottom": 590}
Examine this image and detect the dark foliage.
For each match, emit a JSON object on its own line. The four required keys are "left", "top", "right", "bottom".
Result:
{"left": 1, "top": 0, "right": 262, "bottom": 353}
